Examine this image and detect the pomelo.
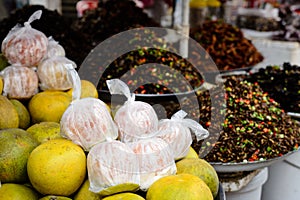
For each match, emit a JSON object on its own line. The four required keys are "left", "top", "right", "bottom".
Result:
{"left": 73, "top": 179, "right": 102, "bottom": 200}
{"left": 28, "top": 91, "right": 72, "bottom": 123}
{"left": 0, "top": 183, "right": 39, "bottom": 200}
{"left": 0, "top": 53, "right": 9, "bottom": 71}
{"left": 39, "top": 195, "right": 72, "bottom": 200}
{"left": 184, "top": 146, "right": 199, "bottom": 159}
{"left": 98, "top": 183, "right": 140, "bottom": 197}
{"left": 176, "top": 158, "right": 219, "bottom": 198}
{"left": 102, "top": 192, "right": 145, "bottom": 200}
{"left": 0, "top": 77, "right": 3, "bottom": 94}
{"left": 27, "top": 139, "right": 86, "bottom": 196}
{"left": 146, "top": 173, "right": 213, "bottom": 200}
{"left": 26, "top": 121, "right": 62, "bottom": 144}
{"left": 0, "top": 95, "right": 19, "bottom": 129}
{"left": 10, "top": 99, "right": 31, "bottom": 129}
{"left": 67, "top": 79, "right": 98, "bottom": 99}
{"left": 0, "top": 128, "right": 39, "bottom": 183}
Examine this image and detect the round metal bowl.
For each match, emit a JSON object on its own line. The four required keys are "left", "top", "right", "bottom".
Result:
{"left": 210, "top": 149, "right": 300, "bottom": 173}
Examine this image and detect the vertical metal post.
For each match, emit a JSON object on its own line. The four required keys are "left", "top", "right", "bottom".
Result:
{"left": 179, "top": 0, "right": 190, "bottom": 58}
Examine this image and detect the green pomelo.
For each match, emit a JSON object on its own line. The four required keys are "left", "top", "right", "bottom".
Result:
{"left": 0, "top": 95, "right": 19, "bottom": 129}
{"left": 0, "top": 183, "right": 39, "bottom": 200}
{"left": 10, "top": 99, "right": 31, "bottom": 129}
{"left": 0, "top": 128, "right": 39, "bottom": 183}
{"left": 26, "top": 121, "right": 62, "bottom": 144}
{"left": 0, "top": 53, "right": 9, "bottom": 71}
{"left": 176, "top": 158, "right": 219, "bottom": 198}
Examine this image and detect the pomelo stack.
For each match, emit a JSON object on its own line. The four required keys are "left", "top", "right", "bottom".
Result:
{"left": 0, "top": 10, "right": 219, "bottom": 200}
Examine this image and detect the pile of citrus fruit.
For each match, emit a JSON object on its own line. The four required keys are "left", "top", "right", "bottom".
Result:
{"left": 0, "top": 10, "right": 220, "bottom": 200}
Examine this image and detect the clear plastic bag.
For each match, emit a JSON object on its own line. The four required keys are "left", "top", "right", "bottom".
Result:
{"left": 87, "top": 140, "right": 140, "bottom": 193}
{"left": 1, "top": 10, "right": 48, "bottom": 67}
{"left": 107, "top": 79, "right": 159, "bottom": 143}
{"left": 157, "top": 110, "right": 209, "bottom": 160}
{"left": 37, "top": 56, "right": 77, "bottom": 91}
{"left": 60, "top": 97, "right": 118, "bottom": 151}
{"left": 46, "top": 36, "right": 66, "bottom": 58}
{"left": 128, "top": 137, "right": 176, "bottom": 191}
{"left": 0, "top": 65, "right": 39, "bottom": 99}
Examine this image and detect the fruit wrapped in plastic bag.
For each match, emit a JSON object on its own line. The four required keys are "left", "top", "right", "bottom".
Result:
{"left": 128, "top": 137, "right": 176, "bottom": 191}
{"left": 37, "top": 57, "right": 77, "bottom": 91}
{"left": 60, "top": 97, "right": 118, "bottom": 151}
{"left": 46, "top": 36, "right": 66, "bottom": 58}
{"left": 1, "top": 10, "right": 48, "bottom": 67}
{"left": 87, "top": 140, "right": 140, "bottom": 194}
{"left": 157, "top": 110, "right": 209, "bottom": 160}
{"left": 107, "top": 79, "right": 159, "bottom": 143}
{"left": 0, "top": 65, "right": 38, "bottom": 99}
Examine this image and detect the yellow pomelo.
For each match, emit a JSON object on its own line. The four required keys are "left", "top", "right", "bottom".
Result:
{"left": 0, "top": 95, "right": 19, "bottom": 129}
{"left": 27, "top": 139, "right": 86, "bottom": 196}
{"left": 0, "top": 128, "right": 39, "bottom": 183}
{"left": 10, "top": 99, "right": 31, "bottom": 129}
{"left": 74, "top": 179, "right": 102, "bottom": 200}
{"left": 98, "top": 183, "right": 140, "bottom": 197}
{"left": 146, "top": 173, "right": 213, "bottom": 200}
{"left": 28, "top": 91, "right": 72, "bottom": 123}
{"left": 0, "top": 183, "right": 39, "bottom": 200}
{"left": 103, "top": 192, "right": 145, "bottom": 200}
{"left": 67, "top": 80, "right": 98, "bottom": 99}
{"left": 176, "top": 158, "right": 219, "bottom": 198}
{"left": 184, "top": 147, "right": 199, "bottom": 159}
{"left": 39, "top": 195, "right": 72, "bottom": 200}
{"left": 0, "top": 76, "right": 3, "bottom": 94}
{"left": 26, "top": 121, "right": 62, "bottom": 144}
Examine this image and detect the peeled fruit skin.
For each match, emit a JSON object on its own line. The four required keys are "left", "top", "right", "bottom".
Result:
{"left": 74, "top": 179, "right": 102, "bottom": 200}
{"left": 0, "top": 183, "right": 39, "bottom": 200}
{"left": 0, "top": 128, "right": 39, "bottom": 183}
{"left": 0, "top": 95, "right": 19, "bottom": 129}
{"left": 26, "top": 121, "right": 62, "bottom": 144}
{"left": 10, "top": 99, "right": 31, "bottom": 129}
{"left": 175, "top": 158, "right": 219, "bottom": 198}
{"left": 146, "top": 173, "right": 213, "bottom": 200}
{"left": 28, "top": 91, "right": 72, "bottom": 123}
{"left": 103, "top": 192, "right": 145, "bottom": 200}
{"left": 27, "top": 139, "right": 86, "bottom": 196}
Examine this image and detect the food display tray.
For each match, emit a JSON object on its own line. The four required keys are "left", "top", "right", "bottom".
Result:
{"left": 210, "top": 149, "right": 300, "bottom": 173}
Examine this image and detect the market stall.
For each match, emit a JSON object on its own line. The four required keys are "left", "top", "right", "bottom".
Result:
{"left": 0, "top": 1, "right": 300, "bottom": 200}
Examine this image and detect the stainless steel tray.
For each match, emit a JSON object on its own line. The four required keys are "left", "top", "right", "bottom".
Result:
{"left": 210, "top": 149, "right": 300, "bottom": 173}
